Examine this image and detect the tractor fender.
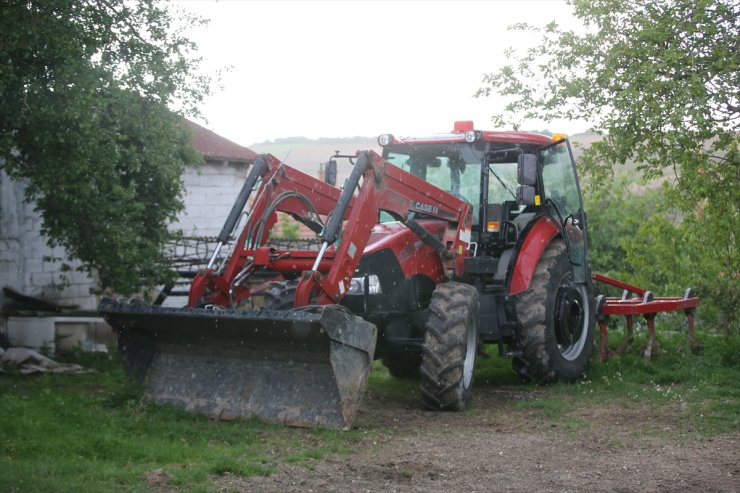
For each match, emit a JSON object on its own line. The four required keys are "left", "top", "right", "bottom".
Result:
{"left": 508, "top": 215, "right": 561, "bottom": 296}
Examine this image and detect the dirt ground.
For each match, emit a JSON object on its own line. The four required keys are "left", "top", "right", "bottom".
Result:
{"left": 215, "top": 385, "right": 739, "bottom": 493}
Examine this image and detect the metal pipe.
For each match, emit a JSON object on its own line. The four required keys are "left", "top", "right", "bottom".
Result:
{"left": 205, "top": 156, "right": 267, "bottom": 270}
{"left": 206, "top": 241, "right": 224, "bottom": 270}
{"left": 404, "top": 217, "right": 445, "bottom": 253}
{"left": 311, "top": 241, "right": 330, "bottom": 272}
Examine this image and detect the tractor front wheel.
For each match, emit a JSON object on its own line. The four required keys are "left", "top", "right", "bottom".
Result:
{"left": 420, "top": 282, "right": 479, "bottom": 411}
{"left": 513, "top": 239, "right": 594, "bottom": 382}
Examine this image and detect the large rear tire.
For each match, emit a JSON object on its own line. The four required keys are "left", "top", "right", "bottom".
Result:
{"left": 513, "top": 239, "right": 595, "bottom": 382}
{"left": 420, "top": 282, "right": 479, "bottom": 411}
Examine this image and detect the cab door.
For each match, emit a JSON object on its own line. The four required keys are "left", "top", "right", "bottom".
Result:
{"left": 538, "top": 139, "right": 588, "bottom": 283}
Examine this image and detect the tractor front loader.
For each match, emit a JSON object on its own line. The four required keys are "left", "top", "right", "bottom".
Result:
{"left": 100, "top": 150, "right": 472, "bottom": 428}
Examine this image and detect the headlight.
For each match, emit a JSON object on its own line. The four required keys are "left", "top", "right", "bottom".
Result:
{"left": 348, "top": 274, "right": 382, "bottom": 295}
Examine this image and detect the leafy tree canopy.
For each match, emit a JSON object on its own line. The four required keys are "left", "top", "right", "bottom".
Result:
{"left": 0, "top": 0, "right": 210, "bottom": 295}
{"left": 478, "top": 0, "right": 738, "bottom": 187}
{"left": 478, "top": 0, "right": 738, "bottom": 328}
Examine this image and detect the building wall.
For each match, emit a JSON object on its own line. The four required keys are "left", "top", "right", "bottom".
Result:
{"left": 0, "top": 160, "right": 251, "bottom": 309}
{"left": 0, "top": 169, "right": 96, "bottom": 310}
{"left": 174, "top": 160, "right": 250, "bottom": 237}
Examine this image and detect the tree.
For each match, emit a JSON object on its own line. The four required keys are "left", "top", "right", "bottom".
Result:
{"left": 0, "top": 0, "right": 210, "bottom": 295}
{"left": 478, "top": 0, "right": 738, "bottom": 330}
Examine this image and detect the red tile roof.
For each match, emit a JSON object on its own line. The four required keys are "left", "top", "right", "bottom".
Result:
{"left": 183, "top": 119, "right": 258, "bottom": 163}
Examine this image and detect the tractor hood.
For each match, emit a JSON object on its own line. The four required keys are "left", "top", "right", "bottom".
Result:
{"left": 359, "top": 220, "right": 447, "bottom": 280}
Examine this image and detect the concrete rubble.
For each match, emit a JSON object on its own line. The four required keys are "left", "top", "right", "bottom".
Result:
{"left": 0, "top": 346, "right": 92, "bottom": 375}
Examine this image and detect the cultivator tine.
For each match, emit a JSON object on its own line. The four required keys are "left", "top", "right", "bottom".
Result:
{"left": 616, "top": 315, "right": 635, "bottom": 356}
{"left": 643, "top": 313, "right": 659, "bottom": 361}
{"left": 99, "top": 298, "right": 377, "bottom": 428}
{"left": 592, "top": 274, "right": 701, "bottom": 361}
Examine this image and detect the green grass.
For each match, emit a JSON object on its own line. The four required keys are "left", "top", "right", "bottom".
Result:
{"left": 366, "top": 362, "right": 420, "bottom": 397}
{"left": 1, "top": 328, "right": 737, "bottom": 491}
{"left": 0, "top": 354, "right": 361, "bottom": 493}
{"left": 471, "top": 328, "right": 740, "bottom": 435}
{"left": 366, "top": 329, "right": 738, "bottom": 436}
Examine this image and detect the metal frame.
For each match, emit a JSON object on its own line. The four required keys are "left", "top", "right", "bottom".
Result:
{"left": 593, "top": 273, "right": 700, "bottom": 361}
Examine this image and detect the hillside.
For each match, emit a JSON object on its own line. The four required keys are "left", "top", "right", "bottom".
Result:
{"left": 249, "top": 137, "right": 381, "bottom": 179}
{"left": 248, "top": 132, "right": 603, "bottom": 180}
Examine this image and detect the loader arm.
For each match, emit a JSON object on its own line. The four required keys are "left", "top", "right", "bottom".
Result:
{"left": 189, "top": 153, "right": 355, "bottom": 307}
{"left": 295, "top": 150, "right": 474, "bottom": 306}
{"left": 193, "top": 150, "right": 473, "bottom": 309}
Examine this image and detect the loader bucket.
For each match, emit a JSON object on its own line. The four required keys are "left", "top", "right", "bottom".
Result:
{"left": 98, "top": 298, "right": 377, "bottom": 428}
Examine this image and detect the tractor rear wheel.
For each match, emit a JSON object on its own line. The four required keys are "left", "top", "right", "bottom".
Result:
{"left": 420, "top": 282, "right": 479, "bottom": 411}
{"left": 513, "top": 239, "right": 594, "bottom": 382}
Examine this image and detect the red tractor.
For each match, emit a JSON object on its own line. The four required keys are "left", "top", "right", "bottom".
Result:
{"left": 100, "top": 121, "right": 596, "bottom": 428}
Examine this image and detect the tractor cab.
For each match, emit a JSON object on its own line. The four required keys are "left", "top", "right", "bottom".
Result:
{"left": 378, "top": 123, "right": 588, "bottom": 283}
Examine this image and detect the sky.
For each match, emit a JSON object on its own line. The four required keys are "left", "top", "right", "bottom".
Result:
{"left": 175, "top": 0, "right": 589, "bottom": 147}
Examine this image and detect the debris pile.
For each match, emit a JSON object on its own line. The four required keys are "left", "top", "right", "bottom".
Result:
{"left": 0, "top": 347, "right": 92, "bottom": 375}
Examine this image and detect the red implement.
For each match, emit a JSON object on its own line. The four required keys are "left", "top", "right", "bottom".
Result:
{"left": 593, "top": 273, "right": 700, "bottom": 361}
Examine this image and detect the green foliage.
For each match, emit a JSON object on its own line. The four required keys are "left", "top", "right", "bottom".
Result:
{"left": 0, "top": 0, "right": 210, "bottom": 295}
{"left": 478, "top": 0, "right": 738, "bottom": 181}
{"left": 278, "top": 213, "right": 300, "bottom": 240}
{"left": 478, "top": 0, "right": 738, "bottom": 332}
{"left": 584, "top": 177, "right": 738, "bottom": 332}
{"left": 717, "top": 332, "right": 740, "bottom": 369}
{"left": 583, "top": 174, "right": 659, "bottom": 279}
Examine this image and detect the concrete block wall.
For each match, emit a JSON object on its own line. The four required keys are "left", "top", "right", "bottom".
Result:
{"left": 1, "top": 170, "right": 97, "bottom": 310}
{"left": 174, "top": 160, "right": 251, "bottom": 237}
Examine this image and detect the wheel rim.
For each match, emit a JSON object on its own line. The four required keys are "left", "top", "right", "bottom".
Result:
{"left": 554, "top": 284, "right": 589, "bottom": 361}
{"left": 463, "top": 314, "right": 477, "bottom": 388}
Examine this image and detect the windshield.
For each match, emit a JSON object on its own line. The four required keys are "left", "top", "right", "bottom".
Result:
{"left": 384, "top": 143, "right": 520, "bottom": 226}
{"left": 540, "top": 141, "right": 581, "bottom": 219}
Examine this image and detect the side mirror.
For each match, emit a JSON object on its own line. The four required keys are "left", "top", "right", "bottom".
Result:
{"left": 516, "top": 185, "right": 536, "bottom": 206}
{"left": 323, "top": 159, "right": 337, "bottom": 185}
{"left": 517, "top": 154, "right": 537, "bottom": 186}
